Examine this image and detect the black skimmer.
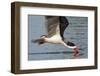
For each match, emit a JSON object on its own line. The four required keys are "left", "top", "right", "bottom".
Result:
{"left": 32, "top": 16, "right": 79, "bottom": 56}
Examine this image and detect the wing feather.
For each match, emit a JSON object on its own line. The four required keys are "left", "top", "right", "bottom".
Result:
{"left": 45, "top": 16, "right": 60, "bottom": 37}
{"left": 59, "top": 17, "right": 69, "bottom": 40}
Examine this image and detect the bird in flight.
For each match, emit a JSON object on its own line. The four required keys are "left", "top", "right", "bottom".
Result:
{"left": 32, "top": 16, "right": 79, "bottom": 56}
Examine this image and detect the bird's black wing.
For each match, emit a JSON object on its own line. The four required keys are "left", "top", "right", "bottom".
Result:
{"left": 59, "top": 17, "right": 69, "bottom": 40}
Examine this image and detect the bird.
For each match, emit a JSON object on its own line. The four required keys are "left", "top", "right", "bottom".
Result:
{"left": 32, "top": 16, "right": 79, "bottom": 56}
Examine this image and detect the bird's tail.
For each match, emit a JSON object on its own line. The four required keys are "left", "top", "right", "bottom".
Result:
{"left": 31, "top": 38, "right": 45, "bottom": 45}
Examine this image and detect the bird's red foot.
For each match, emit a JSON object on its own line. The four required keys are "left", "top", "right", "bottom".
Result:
{"left": 73, "top": 47, "right": 79, "bottom": 56}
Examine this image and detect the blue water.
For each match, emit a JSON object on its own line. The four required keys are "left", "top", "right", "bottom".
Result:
{"left": 28, "top": 15, "right": 88, "bottom": 60}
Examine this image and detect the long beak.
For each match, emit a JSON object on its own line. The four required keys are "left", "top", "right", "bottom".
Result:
{"left": 73, "top": 47, "right": 79, "bottom": 56}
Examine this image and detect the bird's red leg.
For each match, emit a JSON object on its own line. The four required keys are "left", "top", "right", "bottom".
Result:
{"left": 73, "top": 47, "right": 79, "bottom": 56}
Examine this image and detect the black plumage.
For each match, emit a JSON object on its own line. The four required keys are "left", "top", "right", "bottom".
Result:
{"left": 59, "top": 16, "right": 69, "bottom": 40}
{"left": 66, "top": 41, "right": 75, "bottom": 46}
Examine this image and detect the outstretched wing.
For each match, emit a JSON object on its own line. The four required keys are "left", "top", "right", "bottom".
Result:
{"left": 45, "top": 16, "right": 60, "bottom": 37}
{"left": 59, "top": 17, "right": 69, "bottom": 40}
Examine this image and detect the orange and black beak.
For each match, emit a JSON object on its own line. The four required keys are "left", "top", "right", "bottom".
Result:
{"left": 73, "top": 47, "right": 79, "bottom": 56}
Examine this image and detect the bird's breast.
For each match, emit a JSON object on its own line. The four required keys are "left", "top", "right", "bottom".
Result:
{"left": 45, "top": 35, "right": 62, "bottom": 44}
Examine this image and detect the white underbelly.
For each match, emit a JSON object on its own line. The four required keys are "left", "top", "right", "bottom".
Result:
{"left": 45, "top": 35, "right": 63, "bottom": 44}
